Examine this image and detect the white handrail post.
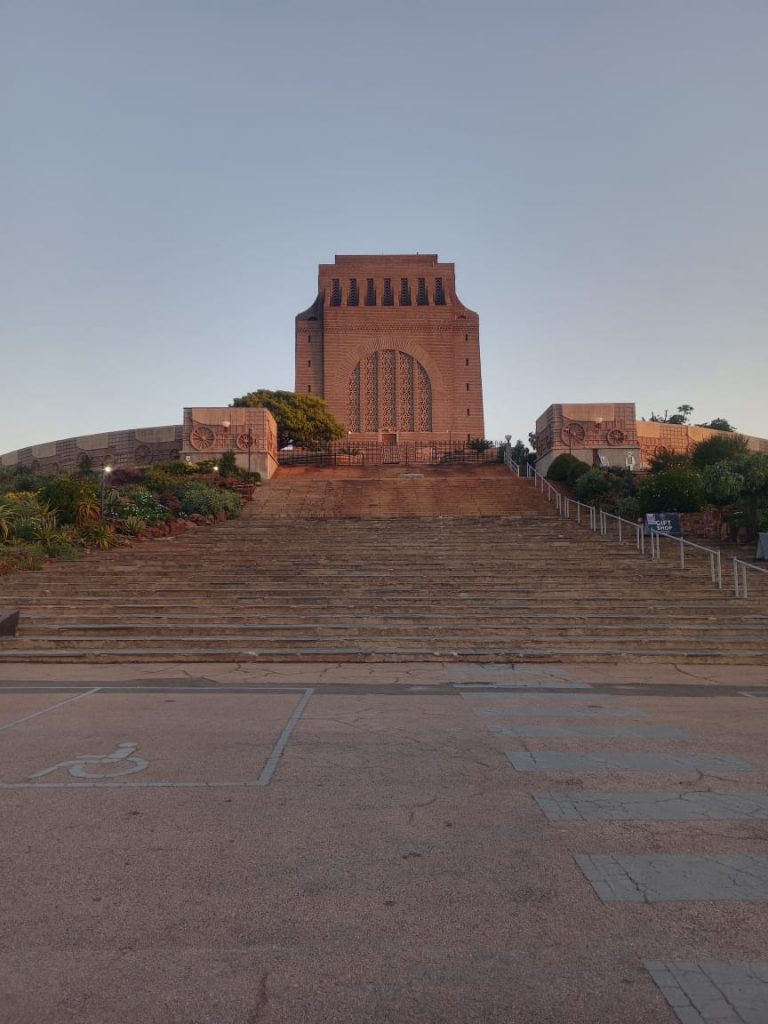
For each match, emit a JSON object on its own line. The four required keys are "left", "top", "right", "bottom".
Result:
{"left": 618, "top": 518, "right": 623, "bottom": 543}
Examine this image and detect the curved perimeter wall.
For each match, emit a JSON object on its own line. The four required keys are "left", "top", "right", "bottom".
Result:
{"left": 0, "top": 425, "right": 183, "bottom": 474}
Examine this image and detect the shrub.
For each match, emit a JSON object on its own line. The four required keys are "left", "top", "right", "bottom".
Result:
{"left": 547, "top": 453, "right": 589, "bottom": 487}
{"left": 39, "top": 477, "right": 99, "bottom": 525}
{"left": 159, "top": 461, "right": 198, "bottom": 476}
{"left": 117, "top": 516, "right": 148, "bottom": 536}
{"left": 638, "top": 468, "right": 705, "bottom": 514}
{"left": 80, "top": 523, "right": 119, "bottom": 549}
{"left": 118, "top": 486, "right": 169, "bottom": 524}
{"left": 616, "top": 496, "right": 641, "bottom": 520}
{"left": 218, "top": 451, "right": 238, "bottom": 477}
{"left": 574, "top": 467, "right": 639, "bottom": 513}
{"left": 109, "top": 468, "right": 143, "bottom": 487}
{"left": 574, "top": 468, "right": 611, "bottom": 504}
{"left": 179, "top": 481, "right": 242, "bottom": 519}
{"left": 0, "top": 545, "right": 45, "bottom": 574}
{"left": 647, "top": 448, "right": 692, "bottom": 473}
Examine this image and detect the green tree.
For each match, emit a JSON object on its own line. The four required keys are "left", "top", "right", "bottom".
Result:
{"left": 648, "top": 404, "right": 694, "bottom": 425}
{"left": 667, "top": 404, "right": 694, "bottom": 425}
{"left": 466, "top": 438, "right": 493, "bottom": 453}
{"left": 735, "top": 454, "right": 768, "bottom": 542}
{"left": 231, "top": 390, "right": 346, "bottom": 451}
{"left": 647, "top": 447, "right": 692, "bottom": 473}
{"left": 509, "top": 439, "right": 535, "bottom": 468}
{"left": 697, "top": 418, "right": 736, "bottom": 432}
{"left": 691, "top": 433, "right": 749, "bottom": 470}
{"left": 638, "top": 467, "right": 705, "bottom": 514}
{"left": 701, "top": 461, "right": 744, "bottom": 506}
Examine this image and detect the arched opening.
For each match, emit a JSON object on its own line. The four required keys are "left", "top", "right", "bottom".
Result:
{"left": 347, "top": 350, "right": 432, "bottom": 432}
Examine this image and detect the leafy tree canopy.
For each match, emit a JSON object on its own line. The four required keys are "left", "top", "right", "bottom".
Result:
{"left": 701, "top": 461, "right": 744, "bottom": 507}
{"left": 508, "top": 439, "right": 535, "bottom": 468}
{"left": 231, "top": 390, "right": 346, "bottom": 451}
{"left": 647, "top": 447, "right": 693, "bottom": 474}
{"left": 649, "top": 404, "right": 694, "bottom": 425}
{"left": 690, "top": 433, "right": 749, "bottom": 470}
{"left": 638, "top": 467, "right": 705, "bottom": 514}
{"left": 696, "top": 418, "right": 736, "bottom": 432}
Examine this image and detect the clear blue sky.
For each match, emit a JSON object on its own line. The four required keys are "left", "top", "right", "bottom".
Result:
{"left": 2, "top": 0, "right": 767, "bottom": 454}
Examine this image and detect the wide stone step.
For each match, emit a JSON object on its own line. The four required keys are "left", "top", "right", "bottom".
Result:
{"left": 7, "top": 632, "right": 768, "bottom": 652}
{"left": 1, "top": 643, "right": 766, "bottom": 665}
{"left": 1, "top": 464, "right": 764, "bottom": 664}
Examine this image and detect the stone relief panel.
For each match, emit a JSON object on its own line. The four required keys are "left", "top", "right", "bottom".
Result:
{"left": 347, "top": 350, "right": 433, "bottom": 433}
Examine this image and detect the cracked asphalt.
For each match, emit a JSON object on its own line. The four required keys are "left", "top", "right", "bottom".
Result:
{"left": 0, "top": 660, "right": 767, "bottom": 1024}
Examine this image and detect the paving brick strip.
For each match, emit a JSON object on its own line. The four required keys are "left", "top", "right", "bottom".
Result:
{"left": 465, "top": 678, "right": 768, "bottom": 1023}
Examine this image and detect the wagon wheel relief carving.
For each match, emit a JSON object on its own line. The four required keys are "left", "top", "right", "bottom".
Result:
{"left": 606, "top": 428, "right": 626, "bottom": 446}
{"left": 190, "top": 426, "right": 216, "bottom": 451}
{"left": 236, "top": 432, "right": 256, "bottom": 451}
{"left": 561, "top": 423, "right": 586, "bottom": 446}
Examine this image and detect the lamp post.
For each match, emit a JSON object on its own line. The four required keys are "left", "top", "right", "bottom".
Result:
{"left": 247, "top": 429, "right": 254, "bottom": 476}
{"left": 100, "top": 465, "right": 112, "bottom": 518}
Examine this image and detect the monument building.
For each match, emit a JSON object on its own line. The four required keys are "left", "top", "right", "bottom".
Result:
{"left": 295, "top": 254, "right": 485, "bottom": 443}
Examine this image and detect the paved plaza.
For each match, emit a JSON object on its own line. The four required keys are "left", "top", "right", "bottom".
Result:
{"left": 1, "top": 661, "right": 767, "bottom": 1023}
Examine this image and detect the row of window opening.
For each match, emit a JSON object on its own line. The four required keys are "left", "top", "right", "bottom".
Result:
{"left": 330, "top": 277, "right": 447, "bottom": 307}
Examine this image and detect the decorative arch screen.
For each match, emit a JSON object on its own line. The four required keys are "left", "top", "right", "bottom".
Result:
{"left": 347, "top": 350, "right": 432, "bottom": 432}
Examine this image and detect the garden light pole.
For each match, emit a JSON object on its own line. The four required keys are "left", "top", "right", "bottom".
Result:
{"left": 100, "top": 465, "right": 112, "bottom": 519}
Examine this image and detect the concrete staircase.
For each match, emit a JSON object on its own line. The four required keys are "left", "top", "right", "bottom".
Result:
{"left": 1, "top": 464, "right": 766, "bottom": 663}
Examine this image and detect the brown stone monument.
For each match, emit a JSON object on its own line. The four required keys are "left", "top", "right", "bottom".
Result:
{"left": 295, "top": 255, "right": 485, "bottom": 442}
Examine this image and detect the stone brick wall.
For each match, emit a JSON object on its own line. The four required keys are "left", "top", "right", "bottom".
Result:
{"left": 636, "top": 421, "right": 768, "bottom": 465}
{"left": 0, "top": 425, "right": 183, "bottom": 474}
{"left": 296, "top": 254, "right": 485, "bottom": 442}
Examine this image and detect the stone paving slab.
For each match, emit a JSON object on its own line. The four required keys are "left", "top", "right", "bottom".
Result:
{"left": 536, "top": 791, "right": 768, "bottom": 822}
{"left": 507, "top": 752, "right": 754, "bottom": 773}
{"left": 575, "top": 855, "right": 768, "bottom": 902}
{"left": 474, "top": 706, "right": 647, "bottom": 718}
{"left": 646, "top": 961, "right": 768, "bottom": 1024}
{"left": 460, "top": 691, "right": 613, "bottom": 701}
{"left": 489, "top": 722, "right": 690, "bottom": 739}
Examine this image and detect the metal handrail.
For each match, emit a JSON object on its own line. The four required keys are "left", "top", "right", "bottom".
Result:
{"left": 600, "top": 509, "right": 645, "bottom": 553}
{"left": 503, "top": 448, "right": 520, "bottom": 476}
{"left": 733, "top": 558, "right": 768, "bottom": 598}
{"left": 648, "top": 529, "right": 722, "bottom": 589}
{"left": 511, "top": 458, "right": 725, "bottom": 591}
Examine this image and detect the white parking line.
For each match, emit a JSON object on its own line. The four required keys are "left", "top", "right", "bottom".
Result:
{"left": 257, "top": 688, "right": 314, "bottom": 785}
{"left": 0, "top": 687, "right": 100, "bottom": 733}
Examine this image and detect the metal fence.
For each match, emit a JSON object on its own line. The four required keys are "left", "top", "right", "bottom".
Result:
{"left": 278, "top": 441, "right": 504, "bottom": 468}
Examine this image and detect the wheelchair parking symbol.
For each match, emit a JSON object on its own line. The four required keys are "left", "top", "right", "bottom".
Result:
{"left": 30, "top": 742, "right": 149, "bottom": 780}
